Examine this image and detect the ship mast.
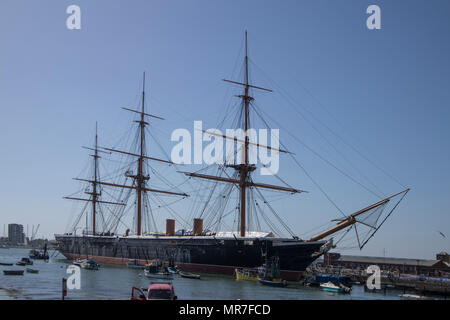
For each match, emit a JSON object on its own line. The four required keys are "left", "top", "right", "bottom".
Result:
{"left": 91, "top": 123, "right": 99, "bottom": 235}
{"left": 75, "top": 72, "right": 189, "bottom": 236}
{"left": 182, "top": 32, "right": 306, "bottom": 238}
{"left": 136, "top": 72, "right": 147, "bottom": 236}
{"left": 239, "top": 31, "right": 251, "bottom": 237}
{"left": 65, "top": 124, "right": 125, "bottom": 235}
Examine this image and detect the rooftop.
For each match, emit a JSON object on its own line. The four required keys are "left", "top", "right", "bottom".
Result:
{"left": 335, "top": 255, "right": 448, "bottom": 267}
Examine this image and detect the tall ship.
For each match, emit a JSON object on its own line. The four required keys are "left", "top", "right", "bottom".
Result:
{"left": 55, "top": 33, "right": 409, "bottom": 280}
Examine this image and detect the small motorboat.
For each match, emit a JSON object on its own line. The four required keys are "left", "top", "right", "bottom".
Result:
{"left": 29, "top": 248, "right": 49, "bottom": 260}
{"left": 26, "top": 268, "right": 39, "bottom": 274}
{"left": 320, "top": 282, "right": 351, "bottom": 294}
{"left": 72, "top": 258, "right": 85, "bottom": 267}
{"left": 144, "top": 269, "right": 174, "bottom": 280}
{"left": 258, "top": 278, "right": 287, "bottom": 287}
{"left": 179, "top": 271, "right": 201, "bottom": 280}
{"left": 167, "top": 267, "right": 180, "bottom": 274}
{"left": 3, "top": 270, "right": 25, "bottom": 276}
{"left": 80, "top": 260, "right": 100, "bottom": 270}
{"left": 0, "top": 262, "right": 14, "bottom": 266}
{"left": 17, "top": 258, "right": 33, "bottom": 266}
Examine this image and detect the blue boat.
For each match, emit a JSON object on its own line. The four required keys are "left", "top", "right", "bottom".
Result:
{"left": 258, "top": 278, "right": 287, "bottom": 287}
{"left": 314, "top": 274, "right": 352, "bottom": 287}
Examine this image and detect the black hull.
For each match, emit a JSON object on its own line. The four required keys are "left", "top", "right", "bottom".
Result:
{"left": 55, "top": 235, "right": 325, "bottom": 279}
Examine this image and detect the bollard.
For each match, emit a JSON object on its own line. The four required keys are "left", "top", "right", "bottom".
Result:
{"left": 62, "top": 278, "right": 67, "bottom": 300}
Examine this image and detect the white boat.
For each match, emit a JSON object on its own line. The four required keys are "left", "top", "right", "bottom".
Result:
{"left": 73, "top": 258, "right": 85, "bottom": 267}
{"left": 144, "top": 269, "right": 173, "bottom": 280}
{"left": 320, "top": 282, "right": 351, "bottom": 294}
{"left": 179, "top": 271, "right": 201, "bottom": 280}
{"left": 80, "top": 260, "right": 100, "bottom": 270}
{"left": 399, "top": 294, "right": 430, "bottom": 300}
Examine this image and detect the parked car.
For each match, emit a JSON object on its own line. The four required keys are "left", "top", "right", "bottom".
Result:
{"left": 131, "top": 282, "right": 177, "bottom": 300}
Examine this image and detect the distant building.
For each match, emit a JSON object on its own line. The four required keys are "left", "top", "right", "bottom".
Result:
{"left": 320, "top": 252, "right": 450, "bottom": 276}
{"left": 436, "top": 251, "right": 449, "bottom": 263}
{"left": 8, "top": 224, "right": 25, "bottom": 244}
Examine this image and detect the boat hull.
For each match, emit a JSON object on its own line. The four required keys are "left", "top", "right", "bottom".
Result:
{"left": 55, "top": 235, "right": 326, "bottom": 281}
{"left": 144, "top": 272, "right": 174, "bottom": 280}
{"left": 3, "top": 270, "right": 24, "bottom": 276}
{"left": 258, "top": 278, "right": 287, "bottom": 287}
{"left": 321, "top": 287, "right": 343, "bottom": 293}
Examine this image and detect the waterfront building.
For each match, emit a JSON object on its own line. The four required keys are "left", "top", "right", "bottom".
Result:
{"left": 8, "top": 224, "right": 25, "bottom": 244}
{"left": 320, "top": 252, "right": 450, "bottom": 276}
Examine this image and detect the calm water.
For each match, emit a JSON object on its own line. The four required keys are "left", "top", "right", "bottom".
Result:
{"left": 0, "top": 248, "right": 422, "bottom": 300}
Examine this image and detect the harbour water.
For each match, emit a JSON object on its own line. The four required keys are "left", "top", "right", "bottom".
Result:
{"left": 0, "top": 248, "right": 438, "bottom": 300}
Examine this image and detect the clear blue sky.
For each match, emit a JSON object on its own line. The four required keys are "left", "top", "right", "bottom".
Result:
{"left": 0, "top": 0, "right": 449, "bottom": 259}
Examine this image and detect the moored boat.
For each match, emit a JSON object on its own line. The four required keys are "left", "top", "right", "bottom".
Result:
{"left": 306, "top": 274, "right": 353, "bottom": 287}
{"left": 26, "top": 268, "right": 39, "bottom": 274}
{"left": 235, "top": 268, "right": 259, "bottom": 281}
{"left": 258, "top": 278, "right": 287, "bottom": 287}
{"left": 167, "top": 267, "right": 180, "bottom": 274}
{"left": 72, "top": 258, "right": 85, "bottom": 267}
{"left": 29, "top": 244, "right": 49, "bottom": 260}
{"left": 17, "top": 258, "right": 33, "bottom": 266}
{"left": 80, "top": 260, "right": 100, "bottom": 270}
{"left": 3, "top": 270, "right": 24, "bottom": 276}
{"left": 320, "top": 281, "right": 351, "bottom": 294}
{"left": 144, "top": 268, "right": 173, "bottom": 280}
{"left": 257, "top": 257, "right": 286, "bottom": 287}
{"left": 179, "top": 271, "right": 201, "bottom": 280}
{"left": 0, "top": 262, "right": 14, "bottom": 266}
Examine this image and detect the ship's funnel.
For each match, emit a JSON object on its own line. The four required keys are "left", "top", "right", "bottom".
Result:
{"left": 193, "top": 218, "right": 203, "bottom": 236}
{"left": 166, "top": 219, "right": 175, "bottom": 236}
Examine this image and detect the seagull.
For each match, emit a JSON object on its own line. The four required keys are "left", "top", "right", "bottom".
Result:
{"left": 437, "top": 231, "right": 446, "bottom": 238}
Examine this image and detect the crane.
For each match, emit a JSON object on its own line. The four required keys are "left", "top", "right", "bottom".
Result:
{"left": 31, "top": 224, "right": 40, "bottom": 241}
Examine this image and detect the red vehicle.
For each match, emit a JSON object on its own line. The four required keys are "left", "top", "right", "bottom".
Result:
{"left": 131, "top": 282, "right": 177, "bottom": 300}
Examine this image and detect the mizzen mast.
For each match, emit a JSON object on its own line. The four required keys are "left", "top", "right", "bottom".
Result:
{"left": 65, "top": 123, "right": 125, "bottom": 235}
{"left": 91, "top": 123, "right": 100, "bottom": 235}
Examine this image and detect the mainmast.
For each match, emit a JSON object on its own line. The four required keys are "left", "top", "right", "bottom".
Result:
{"left": 239, "top": 31, "right": 251, "bottom": 237}
{"left": 182, "top": 32, "right": 305, "bottom": 238}
{"left": 136, "top": 72, "right": 148, "bottom": 236}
